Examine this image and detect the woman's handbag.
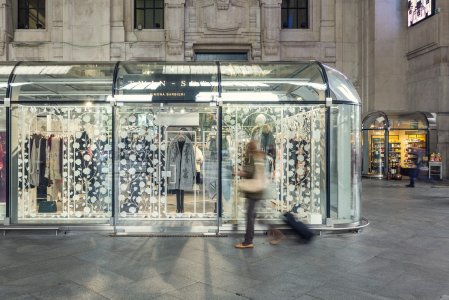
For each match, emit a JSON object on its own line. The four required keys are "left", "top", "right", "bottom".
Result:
{"left": 238, "top": 158, "right": 267, "bottom": 193}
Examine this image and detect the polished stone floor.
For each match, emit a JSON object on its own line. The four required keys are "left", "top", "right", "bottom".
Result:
{"left": 1, "top": 178, "right": 449, "bottom": 300}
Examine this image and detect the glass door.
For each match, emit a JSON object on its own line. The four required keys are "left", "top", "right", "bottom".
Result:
{"left": 115, "top": 104, "right": 219, "bottom": 229}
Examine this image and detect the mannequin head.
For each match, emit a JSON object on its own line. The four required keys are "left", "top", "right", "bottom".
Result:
{"left": 255, "top": 114, "right": 266, "bottom": 126}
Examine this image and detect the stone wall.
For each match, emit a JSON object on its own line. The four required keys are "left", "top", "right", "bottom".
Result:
{"left": 407, "top": 0, "right": 449, "bottom": 177}
{"left": 0, "top": 0, "right": 346, "bottom": 64}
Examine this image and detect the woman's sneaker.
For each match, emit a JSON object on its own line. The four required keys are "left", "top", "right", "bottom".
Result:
{"left": 235, "top": 242, "right": 254, "bottom": 249}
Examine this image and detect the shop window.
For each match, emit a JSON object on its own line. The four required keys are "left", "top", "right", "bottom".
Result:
{"left": 116, "top": 105, "right": 218, "bottom": 220}
{"left": 18, "top": 0, "right": 46, "bottom": 29}
{"left": 281, "top": 0, "right": 309, "bottom": 29}
{"left": 14, "top": 105, "right": 113, "bottom": 221}
{"left": 222, "top": 105, "right": 326, "bottom": 224}
{"left": 134, "top": 0, "right": 164, "bottom": 29}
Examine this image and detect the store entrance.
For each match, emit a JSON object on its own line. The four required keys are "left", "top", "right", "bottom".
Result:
{"left": 115, "top": 104, "right": 219, "bottom": 229}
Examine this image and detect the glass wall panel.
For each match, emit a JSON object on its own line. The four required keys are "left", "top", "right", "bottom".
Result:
{"left": 330, "top": 104, "right": 361, "bottom": 224}
{"left": 12, "top": 105, "right": 112, "bottom": 223}
{"left": 362, "top": 129, "right": 386, "bottom": 178}
{"left": 222, "top": 104, "right": 326, "bottom": 225}
{"left": 220, "top": 63, "right": 326, "bottom": 101}
{"left": 116, "top": 104, "right": 218, "bottom": 222}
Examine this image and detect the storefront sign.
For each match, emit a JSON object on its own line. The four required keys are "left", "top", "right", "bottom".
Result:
{"left": 121, "top": 74, "right": 217, "bottom": 102}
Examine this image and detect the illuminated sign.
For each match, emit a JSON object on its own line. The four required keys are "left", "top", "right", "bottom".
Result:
{"left": 408, "top": 0, "right": 434, "bottom": 27}
{"left": 121, "top": 74, "right": 217, "bottom": 102}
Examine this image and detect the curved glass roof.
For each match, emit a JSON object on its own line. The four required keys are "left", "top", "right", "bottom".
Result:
{"left": 10, "top": 62, "right": 116, "bottom": 101}
{"left": 0, "top": 63, "right": 16, "bottom": 99}
{"left": 219, "top": 62, "right": 326, "bottom": 101}
{"left": 3, "top": 61, "right": 362, "bottom": 104}
{"left": 363, "top": 111, "right": 430, "bottom": 130}
{"left": 323, "top": 65, "right": 361, "bottom": 104}
{"left": 362, "top": 111, "right": 388, "bottom": 130}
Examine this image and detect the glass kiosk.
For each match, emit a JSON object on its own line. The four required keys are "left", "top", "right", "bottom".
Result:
{"left": 3, "top": 61, "right": 364, "bottom": 231}
{"left": 0, "top": 63, "right": 14, "bottom": 222}
{"left": 362, "top": 111, "right": 433, "bottom": 179}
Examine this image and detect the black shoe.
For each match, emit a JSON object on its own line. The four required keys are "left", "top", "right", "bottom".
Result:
{"left": 405, "top": 184, "right": 414, "bottom": 188}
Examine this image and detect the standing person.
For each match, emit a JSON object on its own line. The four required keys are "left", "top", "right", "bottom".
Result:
{"left": 235, "top": 140, "right": 266, "bottom": 249}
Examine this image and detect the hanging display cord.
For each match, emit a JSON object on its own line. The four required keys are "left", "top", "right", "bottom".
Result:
{"left": 5, "top": 107, "right": 10, "bottom": 222}
{"left": 217, "top": 105, "right": 222, "bottom": 233}
{"left": 112, "top": 105, "right": 117, "bottom": 234}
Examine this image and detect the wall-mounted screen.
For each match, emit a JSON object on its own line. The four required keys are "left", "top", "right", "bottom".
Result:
{"left": 408, "top": 0, "right": 435, "bottom": 27}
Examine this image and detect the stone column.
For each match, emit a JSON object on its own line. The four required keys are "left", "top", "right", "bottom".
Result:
{"left": 51, "top": 0, "right": 64, "bottom": 60}
{"left": 111, "top": 0, "right": 125, "bottom": 60}
{"left": 165, "top": 0, "right": 185, "bottom": 61}
{"left": 0, "top": 0, "right": 12, "bottom": 60}
{"left": 260, "top": 0, "right": 281, "bottom": 61}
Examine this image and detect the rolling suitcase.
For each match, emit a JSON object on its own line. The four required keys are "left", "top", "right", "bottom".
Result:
{"left": 283, "top": 212, "right": 315, "bottom": 242}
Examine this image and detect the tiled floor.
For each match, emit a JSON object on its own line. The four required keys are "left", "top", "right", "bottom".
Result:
{"left": 1, "top": 178, "right": 449, "bottom": 299}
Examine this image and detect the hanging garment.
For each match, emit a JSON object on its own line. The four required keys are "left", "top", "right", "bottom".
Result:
{"left": 29, "top": 135, "right": 41, "bottom": 187}
{"left": 288, "top": 139, "right": 310, "bottom": 186}
{"left": 87, "top": 138, "right": 110, "bottom": 205}
{"left": 167, "top": 136, "right": 196, "bottom": 191}
{"left": 46, "top": 136, "right": 62, "bottom": 181}
{"left": 195, "top": 146, "right": 203, "bottom": 184}
{"left": 221, "top": 158, "right": 233, "bottom": 201}
{"left": 252, "top": 126, "right": 276, "bottom": 157}
{"left": 119, "top": 134, "right": 152, "bottom": 212}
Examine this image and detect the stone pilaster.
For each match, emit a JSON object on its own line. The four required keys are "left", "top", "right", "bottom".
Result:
{"left": 0, "top": 0, "right": 12, "bottom": 60}
{"left": 165, "top": 0, "right": 185, "bottom": 61}
{"left": 260, "top": 0, "right": 281, "bottom": 61}
{"left": 111, "top": 0, "right": 125, "bottom": 60}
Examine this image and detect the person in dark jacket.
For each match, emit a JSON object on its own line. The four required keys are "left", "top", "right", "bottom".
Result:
{"left": 406, "top": 147, "right": 425, "bottom": 188}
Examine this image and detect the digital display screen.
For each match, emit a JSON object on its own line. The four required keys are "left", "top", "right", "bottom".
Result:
{"left": 408, "top": 0, "right": 434, "bottom": 27}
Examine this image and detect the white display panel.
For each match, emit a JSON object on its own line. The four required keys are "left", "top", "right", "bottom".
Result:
{"left": 408, "top": 0, "right": 434, "bottom": 27}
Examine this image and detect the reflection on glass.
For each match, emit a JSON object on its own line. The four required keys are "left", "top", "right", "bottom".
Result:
{"left": 11, "top": 63, "right": 115, "bottom": 101}
{"left": 222, "top": 105, "right": 326, "bottom": 225}
{"left": 220, "top": 63, "right": 326, "bottom": 101}
{"left": 330, "top": 105, "right": 361, "bottom": 224}
{"left": 14, "top": 105, "right": 113, "bottom": 221}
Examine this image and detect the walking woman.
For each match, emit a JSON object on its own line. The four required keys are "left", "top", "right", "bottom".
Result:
{"left": 235, "top": 140, "right": 266, "bottom": 249}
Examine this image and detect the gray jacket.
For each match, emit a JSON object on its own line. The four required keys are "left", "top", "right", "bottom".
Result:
{"left": 167, "top": 136, "right": 196, "bottom": 191}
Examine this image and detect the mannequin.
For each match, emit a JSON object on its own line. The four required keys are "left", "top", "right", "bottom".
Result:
{"left": 167, "top": 130, "right": 196, "bottom": 213}
{"left": 251, "top": 114, "right": 276, "bottom": 167}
